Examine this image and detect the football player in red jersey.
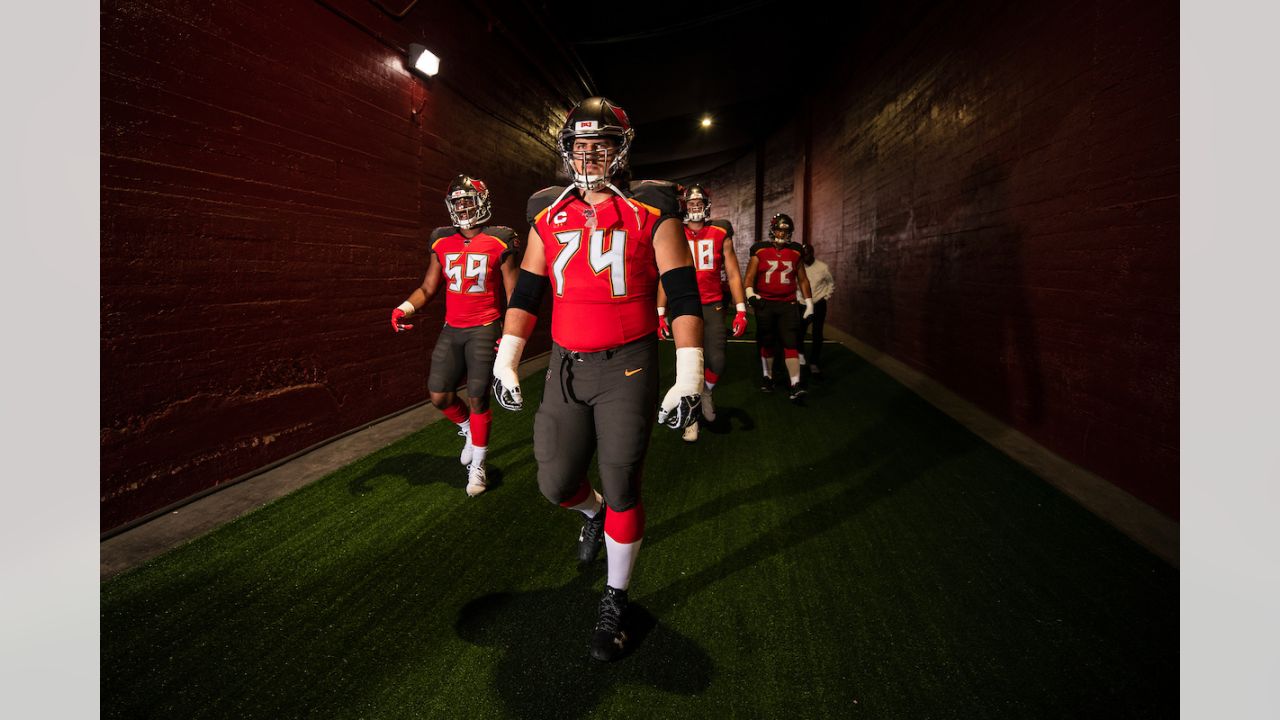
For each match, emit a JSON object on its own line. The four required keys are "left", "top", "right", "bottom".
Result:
{"left": 490, "top": 97, "right": 704, "bottom": 662}
{"left": 391, "top": 175, "right": 519, "bottom": 496}
{"left": 744, "top": 212, "right": 814, "bottom": 403}
{"left": 656, "top": 183, "right": 748, "bottom": 442}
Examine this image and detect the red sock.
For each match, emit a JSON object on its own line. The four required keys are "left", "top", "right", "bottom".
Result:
{"left": 441, "top": 399, "right": 469, "bottom": 425}
{"left": 760, "top": 348, "right": 773, "bottom": 359}
{"left": 470, "top": 409, "right": 491, "bottom": 447}
{"left": 604, "top": 502, "right": 645, "bottom": 543}
{"left": 704, "top": 368, "right": 719, "bottom": 386}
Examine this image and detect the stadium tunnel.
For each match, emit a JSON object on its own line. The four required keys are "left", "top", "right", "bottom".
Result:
{"left": 101, "top": 4, "right": 1176, "bottom": 566}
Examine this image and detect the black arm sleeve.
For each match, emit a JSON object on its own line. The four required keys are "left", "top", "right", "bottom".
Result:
{"left": 507, "top": 269, "right": 549, "bottom": 315}
{"left": 660, "top": 266, "right": 701, "bottom": 321}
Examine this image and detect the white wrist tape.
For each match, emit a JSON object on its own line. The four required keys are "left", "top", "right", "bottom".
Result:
{"left": 494, "top": 334, "right": 526, "bottom": 373}
{"left": 745, "top": 287, "right": 758, "bottom": 300}
{"left": 735, "top": 303, "right": 746, "bottom": 313}
{"left": 657, "top": 307, "right": 666, "bottom": 317}
{"left": 673, "top": 347, "right": 704, "bottom": 397}
{"left": 397, "top": 300, "right": 416, "bottom": 316}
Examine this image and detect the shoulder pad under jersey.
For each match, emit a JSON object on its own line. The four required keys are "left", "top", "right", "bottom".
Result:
{"left": 527, "top": 186, "right": 568, "bottom": 227}
{"left": 628, "top": 180, "right": 681, "bottom": 219}
{"left": 786, "top": 241, "right": 805, "bottom": 254}
{"left": 749, "top": 241, "right": 772, "bottom": 257}
{"left": 709, "top": 219, "right": 734, "bottom": 237}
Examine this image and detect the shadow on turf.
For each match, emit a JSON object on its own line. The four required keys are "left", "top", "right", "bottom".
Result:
{"left": 700, "top": 405, "right": 755, "bottom": 435}
{"left": 455, "top": 569, "right": 712, "bottom": 719}
{"left": 346, "top": 439, "right": 527, "bottom": 495}
{"left": 641, "top": 388, "right": 965, "bottom": 614}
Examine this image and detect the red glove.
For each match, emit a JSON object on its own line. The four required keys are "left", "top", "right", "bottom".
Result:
{"left": 657, "top": 313, "right": 672, "bottom": 340}
{"left": 732, "top": 310, "right": 748, "bottom": 337}
{"left": 391, "top": 307, "right": 413, "bottom": 333}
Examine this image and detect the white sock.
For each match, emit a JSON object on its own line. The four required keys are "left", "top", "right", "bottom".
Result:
{"left": 471, "top": 446, "right": 487, "bottom": 465}
{"left": 704, "top": 379, "right": 716, "bottom": 391}
{"left": 798, "top": 353, "right": 807, "bottom": 366}
{"left": 790, "top": 374, "right": 801, "bottom": 386}
{"left": 605, "top": 535, "right": 642, "bottom": 590}
{"left": 458, "top": 419, "right": 471, "bottom": 435}
{"left": 566, "top": 490, "right": 603, "bottom": 519}
{"left": 761, "top": 357, "right": 771, "bottom": 377}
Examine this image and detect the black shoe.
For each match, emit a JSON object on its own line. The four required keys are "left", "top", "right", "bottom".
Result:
{"left": 589, "top": 585, "right": 630, "bottom": 661}
{"left": 759, "top": 376, "right": 775, "bottom": 393}
{"left": 577, "top": 506, "right": 606, "bottom": 564}
{"left": 789, "top": 385, "right": 808, "bottom": 403}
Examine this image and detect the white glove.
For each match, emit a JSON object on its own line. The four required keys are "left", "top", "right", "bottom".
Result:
{"left": 658, "top": 347, "right": 704, "bottom": 429}
{"left": 802, "top": 298, "right": 814, "bottom": 319}
{"left": 491, "top": 334, "right": 526, "bottom": 411}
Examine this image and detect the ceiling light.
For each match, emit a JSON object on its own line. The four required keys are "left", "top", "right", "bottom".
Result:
{"left": 700, "top": 117, "right": 713, "bottom": 128}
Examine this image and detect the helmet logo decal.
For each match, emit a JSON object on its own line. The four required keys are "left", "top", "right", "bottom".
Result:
{"left": 575, "top": 120, "right": 598, "bottom": 132}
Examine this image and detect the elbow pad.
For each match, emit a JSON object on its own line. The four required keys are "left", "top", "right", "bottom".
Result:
{"left": 660, "top": 266, "right": 701, "bottom": 321}
{"left": 508, "top": 269, "right": 549, "bottom": 315}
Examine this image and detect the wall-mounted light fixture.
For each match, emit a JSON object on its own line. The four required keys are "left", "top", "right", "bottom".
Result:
{"left": 407, "top": 43, "right": 440, "bottom": 77}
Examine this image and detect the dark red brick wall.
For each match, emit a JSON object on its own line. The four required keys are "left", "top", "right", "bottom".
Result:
{"left": 101, "top": 0, "right": 575, "bottom": 530}
{"left": 752, "top": 0, "right": 1179, "bottom": 516}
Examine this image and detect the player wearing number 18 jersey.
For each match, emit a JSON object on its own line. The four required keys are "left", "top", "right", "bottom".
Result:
{"left": 744, "top": 212, "right": 814, "bottom": 402}
{"left": 656, "top": 183, "right": 748, "bottom": 442}
{"left": 390, "top": 175, "right": 519, "bottom": 496}
{"left": 490, "top": 96, "right": 704, "bottom": 662}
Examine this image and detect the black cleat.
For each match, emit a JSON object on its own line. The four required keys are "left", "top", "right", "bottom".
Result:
{"left": 759, "top": 376, "right": 775, "bottom": 393}
{"left": 589, "top": 585, "right": 630, "bottom": 661}
{"left": 577, "top": 506, "right": 606, "bottom": 564}
{"left": 789, "top": 385, "right": 808, "bottom": 404}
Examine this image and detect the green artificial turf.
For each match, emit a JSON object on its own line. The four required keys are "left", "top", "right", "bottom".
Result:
{"left": 101, "top": 342, "right": 1177, "bottom": 719}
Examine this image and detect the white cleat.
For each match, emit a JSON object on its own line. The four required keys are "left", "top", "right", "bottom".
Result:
{"left": 700, "top": 388, "right": 716, "bottom": 422}
{"left": 682, "top": 422, "right": 699, "bottom": 443}
{"left": 459, "top": 429, "right": 474, "bottom": 466}
{"left": 465, "top": 462, "right": 488, "bottom": 497}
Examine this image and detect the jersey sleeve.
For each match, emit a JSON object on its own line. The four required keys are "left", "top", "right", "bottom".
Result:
{"left": 710, "top": 219, "right": 735, "bottom": 238}
{"left": 629, "top": 180, "right": 682, "bottom": 231}
{"left": 527, "top": 186, "right": 566, "bottom": 228}
{"left": 486, "top": 225, "right": 520, "bottom": 264}
{"left": 748, "top": 241, "right": 771, "bottom": 258}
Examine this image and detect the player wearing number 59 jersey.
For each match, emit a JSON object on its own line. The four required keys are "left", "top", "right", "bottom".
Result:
{"left": 744, "top": 212, "right": 813, "bottom": 403}
{"left": 390, "top": 175, "right": 519, "bottom": 496}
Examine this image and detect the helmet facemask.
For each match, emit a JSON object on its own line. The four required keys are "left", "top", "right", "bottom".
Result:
{"left": 683, "top": 195, "right": 709, "bottom": 223}
{"left": 770, "top": 214, "right": 794, "bottom": 244}
{"left": 445, "top": 184, "right": 492, "bottom": 229}
{"left": 560, "top": 134, "right": 632, "bottom": 193}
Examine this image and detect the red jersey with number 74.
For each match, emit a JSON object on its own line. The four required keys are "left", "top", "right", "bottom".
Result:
{"left": 429, "top": 226, "right": 517, "bottom": 327}
{"left": 750, "top": 240, "right": 805, "bottom": 302}
{"left": 685, "top": 219, "right": 734, "bottom": 305}
{"left": 528, "top": 181, "right": 682, "bottom": 352}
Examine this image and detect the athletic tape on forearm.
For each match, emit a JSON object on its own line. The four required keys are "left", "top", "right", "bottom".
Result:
{"left": 494, "top": 334, "right": 526, "bottom": 373}
{"left": 673, "top": 347, "right": 704, "bottom": 397}
{"left": 659, "top": 266, "right": 700, "bottom": 320}
{"left": 508, "top": 269, "right": 549, "bottom": 315}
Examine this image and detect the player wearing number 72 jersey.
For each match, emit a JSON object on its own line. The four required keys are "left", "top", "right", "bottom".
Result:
{"left": 744, "top": 212, "right": 813, "bottom": 402}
